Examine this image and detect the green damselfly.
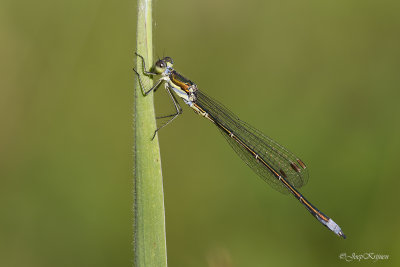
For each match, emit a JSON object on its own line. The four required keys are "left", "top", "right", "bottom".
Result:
{"left": 133, "top": 53, "right": 346, "bottom": 239}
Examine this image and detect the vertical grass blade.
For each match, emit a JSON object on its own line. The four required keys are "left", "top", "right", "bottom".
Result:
{"left": 133, "top": 0, "right": 167, "bottom": 266}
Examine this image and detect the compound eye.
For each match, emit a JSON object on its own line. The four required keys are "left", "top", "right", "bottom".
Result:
{"left": 156, "top": 61, "right": 165, "bottom": 68}
{"left": 154, "top": 60, "right": 167, "bottom": 74}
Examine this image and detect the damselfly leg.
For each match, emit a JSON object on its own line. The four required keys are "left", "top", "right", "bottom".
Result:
{"left": 134, "top": 52, "right": 184, "bottom": 140}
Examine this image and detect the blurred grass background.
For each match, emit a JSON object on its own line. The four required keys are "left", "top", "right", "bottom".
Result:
{"left": 1, "top": 0, "right": 400, "bottom": 266}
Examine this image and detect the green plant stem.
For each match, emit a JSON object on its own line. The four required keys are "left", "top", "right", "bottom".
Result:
{"left": 133, "top": 0, "right": 167, "bottom": 266}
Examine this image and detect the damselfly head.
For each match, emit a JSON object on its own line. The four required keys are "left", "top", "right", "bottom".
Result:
{"left": 154, "top": 57, "right": 174, "bottom": 74}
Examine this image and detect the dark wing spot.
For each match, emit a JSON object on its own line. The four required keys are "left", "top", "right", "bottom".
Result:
{"left": 290, "top": 162, "right": 301, "bottom": 173}
{"left": 297, "top": 159, "right": 307, "bottom": 169}
{"left": 279, "top": 169, "right": 287, "bottom": 178}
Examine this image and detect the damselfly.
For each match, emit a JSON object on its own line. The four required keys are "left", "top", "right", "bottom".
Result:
{"left": 133, "top": 53, "right": 346, "bottom": 238}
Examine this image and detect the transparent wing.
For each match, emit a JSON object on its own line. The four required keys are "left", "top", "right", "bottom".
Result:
{"left": 195, "top": 91, "right": 309, "bottom": 194}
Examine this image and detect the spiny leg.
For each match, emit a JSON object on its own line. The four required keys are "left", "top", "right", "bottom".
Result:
{"left": 151, "top": 86, "right": 183, "bottom": 140}
{"left": 133, "top": 52, "right": 164, "bottom": 96}
{"left": 156, "top": 89, "right": 182, "bottom": 119}
{"left": 133, "top": 52, "right": 182, "bottom": 140}
{"left": 134, "top": 52, "right": 158, "bottom": 76}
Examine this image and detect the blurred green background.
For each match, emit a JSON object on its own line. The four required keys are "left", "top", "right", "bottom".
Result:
{"left": 1, "top": 0, "right": 399, "bottom": 266}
